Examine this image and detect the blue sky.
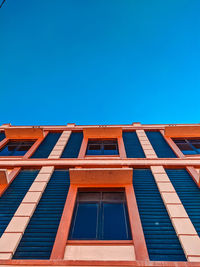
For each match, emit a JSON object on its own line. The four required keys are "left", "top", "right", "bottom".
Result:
{"left": 0, "top": 0, "right": 200, "bottom": 125}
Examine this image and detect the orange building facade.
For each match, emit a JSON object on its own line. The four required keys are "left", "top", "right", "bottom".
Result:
{"left": 0, "top": 122, "right": 200, "bottom": 266}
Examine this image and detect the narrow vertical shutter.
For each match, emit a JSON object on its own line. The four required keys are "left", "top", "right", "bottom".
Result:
{"left": 166, "top": 169, "right": 200, "bottom": 236}
{"left": 0, "top": 131, "right": 5, "bottom": 142}
{"left": 31, "top": 133, "right": 61, "bottom": 158}
{"left": 122, "top": 132, "right": 145, "bottom": 158}
{"left": 0, "top": 170, "right": 39, "bottom": 237}
{"left": 61, "top": 132, "right": 83, "bottom": 158}
{"left": 133, "top": 169, "right": 186, "bottom": 261}
{"left": 13, "top": 170, "right": 70, "bottom": 259}
{"left": 145, "top": 131, "right": 177, "bottom": 158}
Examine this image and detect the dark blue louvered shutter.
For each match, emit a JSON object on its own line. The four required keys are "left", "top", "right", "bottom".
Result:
{"left": 133, "top": 169, "right": 186, "bottom": 261}
{"left": 166, "top": 169, "right": 200, "bottom": 236}
{"left": 122, "top": 132, "right": 145, "bottom": 158}
{"left": 61, "top": 132, "right": 83, "bottom": 158}
{"left": 13, "top": 170, "right": 70, "bottom": 260}
{"left": 0, "top": 170, "right": 39, "bottom": 237}
{"left": 31, "top": 133, "right": 61, "bottom": 158}
{"left": 0, "top": 131, "right": 5, "bottom": 142}
{"left": 145, "top": 131, "right": 177, "bottom": 158}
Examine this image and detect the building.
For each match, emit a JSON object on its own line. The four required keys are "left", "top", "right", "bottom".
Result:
{"left": 0, "top": 122, "right": 200, "bottom": 266}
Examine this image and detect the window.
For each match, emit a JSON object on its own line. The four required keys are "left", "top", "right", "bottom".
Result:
{"left": 0, "top": 140, "right": 36, "bottom": 156}
{"left": 69, "top": 189, "right": 131, "bottom": 240}
{"left": 173, "top": 139, "right": 200, "bottom": 155}
{"left": 86, "top": 139, "right": 119, "bottom": 155}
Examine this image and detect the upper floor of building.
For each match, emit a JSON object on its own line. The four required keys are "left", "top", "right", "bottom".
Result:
{"left": 1, "top": 122, "right": 200, "bottom": 160}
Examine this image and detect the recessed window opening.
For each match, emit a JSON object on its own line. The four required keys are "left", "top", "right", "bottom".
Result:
{"left": 86, "top": 139, "right": 119, "bottom": 155}
{"left": 173, "top": 138, "right": 200, "bottom": 155}
{"left": 0, "top": 140, "right": 36, "bottom": 156}
{"left": 69, "top": 189, "right": 131, "bottom": 240}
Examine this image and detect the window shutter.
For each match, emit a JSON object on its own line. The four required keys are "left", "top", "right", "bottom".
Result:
{"left": 61, "top": 132, "right": 83, "bottom": 158}
{"left": 0, "top": 170, "right": 39, "bottom": 238}
{"left": 145, "top": 131, "right": 177, "bottom": 158}
{"left": 0, "top": 131, "right": 5, "bottom": 142}
{"left": 133, "top": 169, "right": 186, "bottom": 261}
{"left": 31, "top": 133, "right": 61, "bottom": 158}
{"left": 166, "top": 169, "right": 200, "bottom": 236}
{"left": 123, "top": 132, "right": 145, "bottom": 158}
{"left": 13, "top": 170, "right": 70, "bottom": 259}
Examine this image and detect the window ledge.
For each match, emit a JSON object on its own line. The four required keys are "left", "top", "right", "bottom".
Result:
{"left": 64, "top": 243, "right": 135, "bottom": 261}
{"left": 0, "top": 156, "right": 23, "bottom": 158}
{"left": 67, "top": 240, "right": 133, "bottom": 245}
{"left": 185, "top": 154, "right": 200, "bottom": 158}
{"left": 85, "top": 155, "right": 120, "bottom": 159}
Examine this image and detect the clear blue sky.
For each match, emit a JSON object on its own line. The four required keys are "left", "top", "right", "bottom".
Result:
{"left": 0, "top": 0, "right": 200, "bottom": 125}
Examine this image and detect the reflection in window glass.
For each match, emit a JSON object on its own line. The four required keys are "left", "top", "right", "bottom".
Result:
{"left": 103, "top": 203, "right": 129, "bottom": 240}
{"left": 71, "top": 203, "right": 98, "bottom": 239}
{"left": 0, "top": 140, "right": 35, "bottom": 156}
{"left": 173, "top": 138, "right": 200, "bottom": 155}
{"left": 86, "top": 139, "right": 119, "bottom": 155}
{"left": 69, "top": 190, "right": 131, "bottom": 240}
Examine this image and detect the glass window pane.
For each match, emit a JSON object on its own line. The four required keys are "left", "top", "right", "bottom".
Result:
{"left": 102, "top": 203, "right": 131, "bottom": 240}
{"left": 189, "top": 139, "right": 200, "bottom": 144}
{"left": 182, "top": 150, "right": 197, "bottom": 155}
{"left": 7, "top": 147, "right": 17, "bottom": 153}
{"left": 192, "top": 144, "right": 200, "bottom": 154}
{"left": 176, "top": 144, "right": 191, "bottom": 150}
{"left": 17, "top": 145, "right": 32, "bottom": 151}
{"left": 192, "top": 144, "right": 200, "bottom": 149}
{"left": 0, "top": 140, "right": 35, "bottom": 156}
{"left": 103, "top": 140, "right": 117, "bottom": 144}
{"left": 0, "top": 146, "right": 13, "bottom": 156}
{"left": 70, "top": 203, "right": 98, "bottom": 239}
{"left": 87, "top": 149, "right": 102, "bottom": 155}
{"left": 88, "top": 145, "right": 101, "bottom": 150}
{"left": 104, "top": 144, "right": 117, "bottom": 150}
{"left": 8, "top": 144, "right": 18, "bottom": 150}
{"left": 88, "top": 140, "right": 102, "bottom": 144}
{"left": 174, "top": 139, "right": 187, "bottom": 144}
{"left": 176, "top": 143, "right": 196, "bottom": 154}
{"left": 78, "top": 192, "right": 101, "bottom": 202}
{"left": 21, "top": 141, "right": 35, "bottom": 145}
{"left": 102, "top": 192, "right": 125, "bottom": 201}
{"left": 11, "top": 150, "right": 27, "bottom": 156}
{"left": 86, "top": 139, "right": 119, "bottom": 155}
{"left": 103, "top": 149, "right": 118, "bottom": 155}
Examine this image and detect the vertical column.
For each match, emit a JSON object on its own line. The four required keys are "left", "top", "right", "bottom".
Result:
{"left": 0, "top": 168, "right": 21, "bottom": 197}
{"left": 23, "top": 131, "right": 49, "bottom": 159}
{"left": 150, "top": 166, "right": 200, "bottom": 262}
{"left": 0, "top": 138, "right": 8, "bottom": 151}
{"left": 0, "top": 166, "right": 54, "bottom": 259}
{"left": 78, "top": 137, "right": 88, "bottom": 158}
{"left": 159, "top": 130, "right": 185, "bottom": 158}
{"left": 118, "top": 137, "right": 127, "bottom": 158}
{"left": 136, "top": 130, "right": 157, "bottom": 158}
{"left": 186, "top": 166, "right": 200, "bottom": 187}
{"left": 50, "top": 185, "right": 77, "bottom": 259}
{"left": 125, "top": 185, "right": 149, "bottom": 260}
{"left": 48, "top": 131, "right": 71, "bottom": 159}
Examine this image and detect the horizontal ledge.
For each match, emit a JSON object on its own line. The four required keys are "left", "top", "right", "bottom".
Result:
{"left": 0, "top": 125, "right": 167, "bottom": 130}
{"left": 0, "top": 259, "right": 196, "bottom": 266}
{"left": 67, "top": 240, "right": 133, "bottom": 245}
{"left": 0, "top": 158, "right": 199, "bottom": 168}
